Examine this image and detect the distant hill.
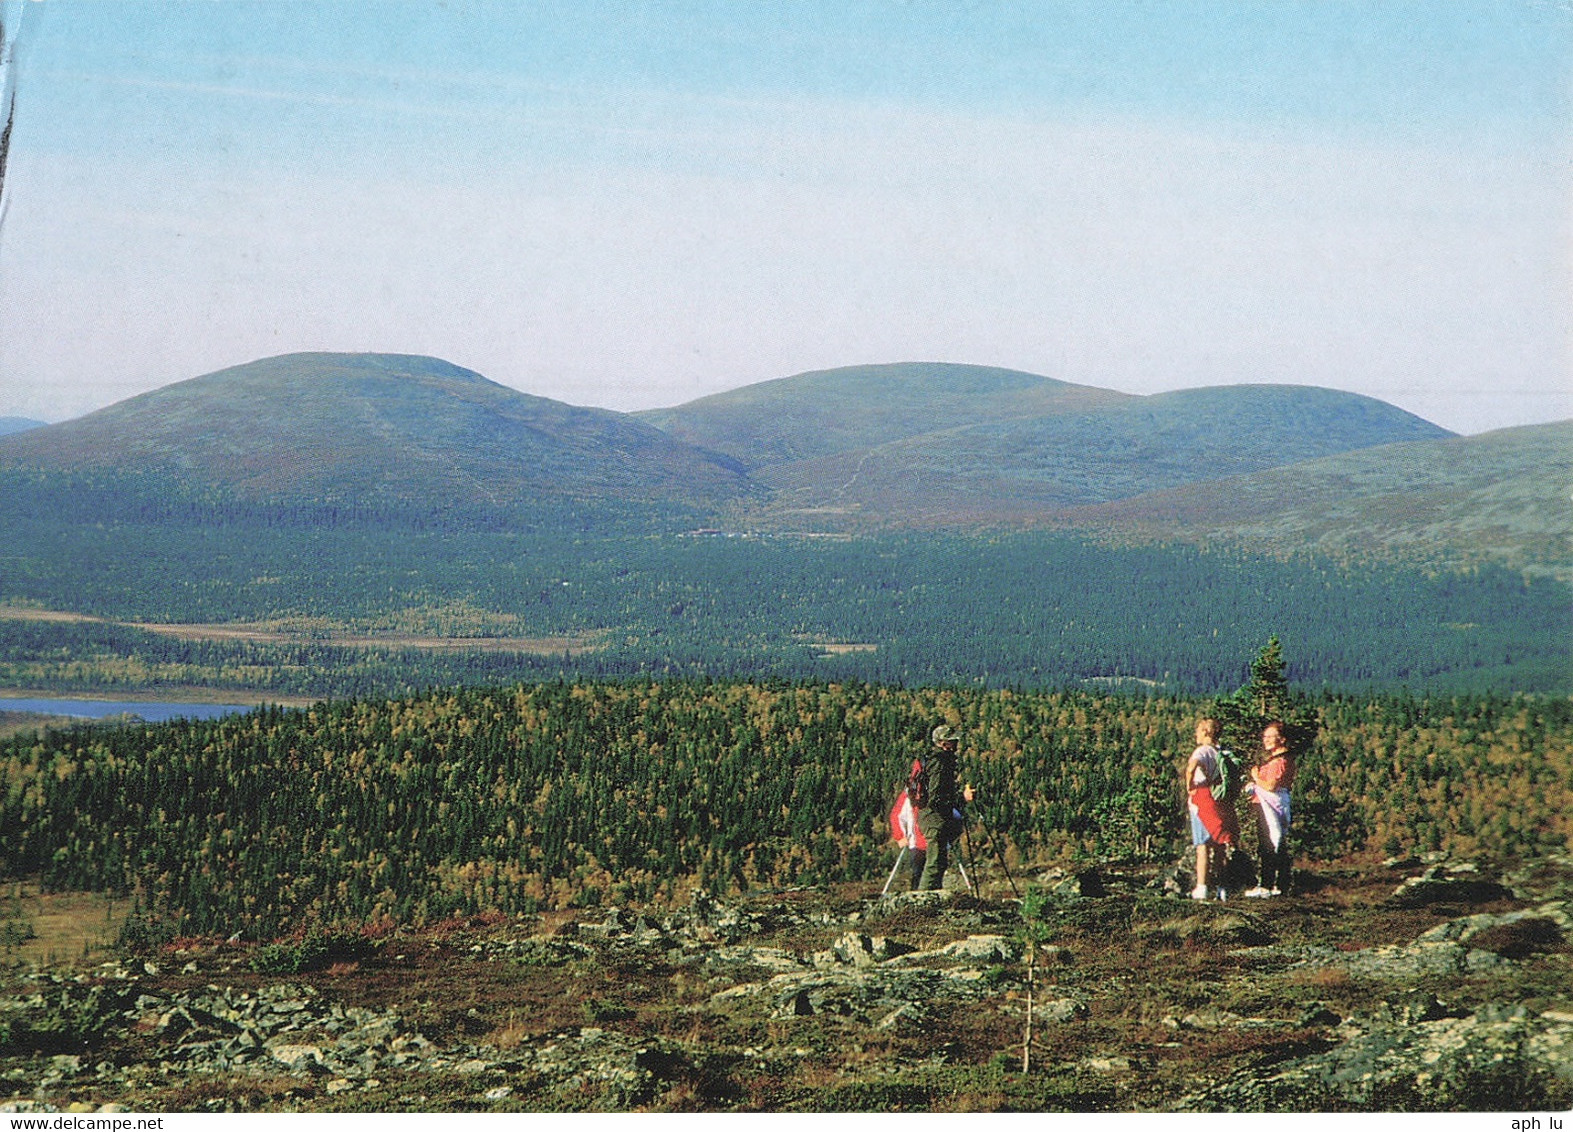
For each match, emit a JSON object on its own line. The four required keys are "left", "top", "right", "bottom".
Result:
{"left": 0, "top": 353, "right": 752, "bottom": 513}
{"left": 9, "top": 353, "right": 1551, "bottom": 580}
{"left": 636, "top": 362, "right": 1133, "bottom": 469}
{"left": 0, "top": 417, "right": 43, "bottom": 437}
{"left": 1062, "top": 420, "right": 1573, "bottom": 581}
{"left": 648, "top": 367, "right": 1452, "bottom": 522}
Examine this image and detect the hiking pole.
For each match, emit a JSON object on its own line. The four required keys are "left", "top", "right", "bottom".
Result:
{"left": 954, "top": 849, "right": 977, "bottom": 896}
{"left": 954, "top": 822, "right": 981, "bottom": 896}
{"left": 880, "top": 846, "right": 907, "bottom": 898}
{"left": 972, "top": 807, "right": 1021, "bottom": 899}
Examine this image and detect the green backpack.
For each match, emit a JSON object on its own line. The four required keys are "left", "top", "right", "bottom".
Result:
{"left": 1211, "top": 748, "right": 1240, "bottom": 803}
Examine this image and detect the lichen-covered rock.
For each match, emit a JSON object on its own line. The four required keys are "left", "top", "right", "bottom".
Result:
{"left": 1132, "top": 912, "right": 1273, "bottom": 948}
{"left": 1294, "top": 902, "right": 1568, "bottom": 981}
{"left": 1389, "top": 864, "right": 1513, "bottom": 908}
{"left": 932, "top": 934, "right": 1018, "bottom": 963}
{"left": 1034, "top": 997, "right": 1089, "bottom": 1024}
{"left": 1183, "top": 1007, "right": 1573, "bottom": 1112}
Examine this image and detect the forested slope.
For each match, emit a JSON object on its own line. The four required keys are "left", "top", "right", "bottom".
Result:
{"left": 0, "top": 354, "right": 752, "bottom": 511}
{"left": 2, "top": 680, "right": 1565, "bottom": 937}
{"left": 1, "top": 526, "right": 1565, "bottom": 696}
{"left": 1066, "top": 420, "right": 1573, "bottom": 582}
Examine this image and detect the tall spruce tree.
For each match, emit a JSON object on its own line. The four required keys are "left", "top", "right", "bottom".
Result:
{"left": 1218, "top": 636, "right": 1318, "bottom": 758}
{"left": 1247, "top": 636, "right": 1291, "bottom": 719}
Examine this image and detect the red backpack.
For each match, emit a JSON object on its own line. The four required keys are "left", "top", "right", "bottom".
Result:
{"left": 888, "top": 789, "right": 928, "bottom": 851}
{"left": 906, "top": 757, "right": 928, "bottom": 809}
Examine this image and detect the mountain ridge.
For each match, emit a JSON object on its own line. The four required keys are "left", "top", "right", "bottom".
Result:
{"left": 0, "top": 352, "right": 753, "bottom": 511}
{"left": 5, "top": 352, "right": 1560, "bottom": 579}
{"left": 636, "top": 361, "right": 1136, "bottom": 469}
{"left": 703, "top": 368, "right": 1455, "bottom": 521}
{"left": 1056, "top": 419, "right": 1573, "bottom": 581}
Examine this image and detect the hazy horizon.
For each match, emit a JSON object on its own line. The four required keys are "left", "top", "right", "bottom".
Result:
{"left": 1, "top": 1, "right": 1568, "bottom": 436}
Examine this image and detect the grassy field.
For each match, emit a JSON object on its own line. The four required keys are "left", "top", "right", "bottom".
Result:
{"left": 0, "top": 605, "right": 601, "bottom": 655}
{"left": 0, "top": 884, "right": 125, "bottom": 969}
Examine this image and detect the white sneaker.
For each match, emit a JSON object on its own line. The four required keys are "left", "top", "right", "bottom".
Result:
{"left": 1269, "top": 887, "right": 1283, "bottom": 897}
{"left": 1190, "top": 884, "right": 1208, "bottom": 901}
{"left": 1243, "top": 886, "right": 1270, "bottom": 898}
{"left": 1216, "top": 888, "right": 1228, "bottom": 902}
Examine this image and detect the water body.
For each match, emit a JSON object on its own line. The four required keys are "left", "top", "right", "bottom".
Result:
{"left": 0, "top": 697, "right": 260, "bottom": 723}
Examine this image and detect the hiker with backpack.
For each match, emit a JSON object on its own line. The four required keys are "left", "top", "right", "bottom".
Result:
{"left": 909, "top": 723, "right": 976, "bottom": 891}
{"left": 1183, "top": 717, "right": 1239, "bottom": 901}
{"left": 1243, "top": 720, "right": 1296, "bottom": 897}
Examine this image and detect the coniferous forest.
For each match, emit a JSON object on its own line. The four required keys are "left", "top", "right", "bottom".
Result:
{"left": 1, "top": 509, "right": 1566, "bottom": 697}
{"left": 2, "top": 674, "right": 1566, "bottom": 938}
{"left": 2, "top": 467, "right": 1568, "bottom": 946}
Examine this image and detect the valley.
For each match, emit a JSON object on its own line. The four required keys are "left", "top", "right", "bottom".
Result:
{"left": 0, "top": 353, "right": 1568, "bottom": 1113}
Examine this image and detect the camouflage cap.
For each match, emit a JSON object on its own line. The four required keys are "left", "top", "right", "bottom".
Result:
{"left": 930, "top": 723, "right": 961, "bottom": 745}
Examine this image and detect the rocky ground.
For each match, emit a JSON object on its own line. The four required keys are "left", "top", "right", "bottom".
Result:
{"left": 1, "top": 853, "right": 1569, "bottom": 1113}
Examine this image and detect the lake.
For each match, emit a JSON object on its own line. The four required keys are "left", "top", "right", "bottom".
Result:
{"left": 0, "top": 697, "right": 261, "bottom": 723}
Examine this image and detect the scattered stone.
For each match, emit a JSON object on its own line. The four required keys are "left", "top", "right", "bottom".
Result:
{"left": 933, "top": 935, "right": 1018, "bottom": 963}
{"left": 1416, "top": 904, "right": 1570, "bottom": 953}
{"left": 702, "top": 945, "right": 799, "bottom": 973}
{"left": 6, "top": 862, "right": 1569, "bottom": 1113}
{"left": 1389, "top": 864, "right": 1513, "bottom": 908}
{"left": 1034, "top": 997, "right": 1089, "bottom": 1024}
{"left": 1297, "top": 903, "right": 1569, "bottom": 981}
{"left": 1051, "top": 869, "right": 1106, "bottom": 898}
{"left": 269, "top": 1044, "right": 326, "bottom": 1069}
{"left": 1085, "top": 1056, "right": 1132, "bottom": 1073}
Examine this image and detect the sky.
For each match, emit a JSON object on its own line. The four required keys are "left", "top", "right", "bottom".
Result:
{"left": 0, "top": 0, "right": 1569, "bottom": 435}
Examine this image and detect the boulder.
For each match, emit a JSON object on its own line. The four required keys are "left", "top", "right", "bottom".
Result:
{"left": 933, "top": 934, "right": 1018, "bottom": 963}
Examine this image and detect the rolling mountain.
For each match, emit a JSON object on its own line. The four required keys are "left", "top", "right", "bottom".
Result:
{"left": 0, "top": 354, "right": 1565, "bottom": 696}
{"left": 635, "top": 362, "right": 1134, "bottom": 469}
{"left": 0, "top": 417, "right": 43, "bottom": 437}
{"left": 644, "top": 365, "right": 1452, "bottom": 523}
{"left": 8, "top": 352, "right": 1554, "bottom": 580}
{"left": 1060, "top": 419, "right": 1573, "bottom": 581}
{"left": 0, "top": 353, "right": 753, "bottom": 512}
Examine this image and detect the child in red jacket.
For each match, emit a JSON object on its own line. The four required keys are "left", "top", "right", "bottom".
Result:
{"left": 1183, "top": 718, "right": 1236, "bottom": 901}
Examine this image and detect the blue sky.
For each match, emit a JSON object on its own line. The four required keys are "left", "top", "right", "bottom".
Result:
{"left": 1, "top": 0, "right": 1568, "bottom": 433}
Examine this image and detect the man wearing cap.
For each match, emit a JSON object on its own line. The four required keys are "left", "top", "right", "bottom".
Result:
{"left": 915, "top": 724, "right": 976, "bottom": 891}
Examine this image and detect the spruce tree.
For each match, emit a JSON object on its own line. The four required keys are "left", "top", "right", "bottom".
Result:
{"left": 1247, "top": 636, "right": 1291, "bottom": 720}
{"left": 1218, "top": 636, "right": 1318, "bottom": 757}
